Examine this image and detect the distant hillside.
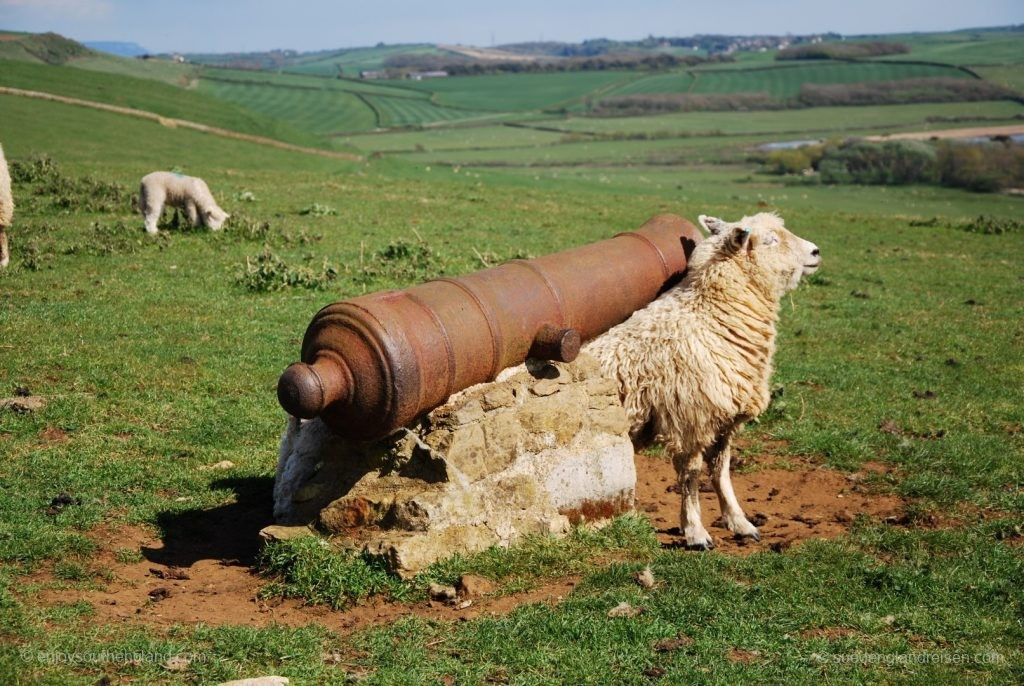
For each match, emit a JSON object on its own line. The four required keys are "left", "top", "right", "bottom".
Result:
{"left": 84, "top": 41, "right": 148, "bottom": 58}
{"left": 0, "top": 31, "right": 93, "bottom": 65}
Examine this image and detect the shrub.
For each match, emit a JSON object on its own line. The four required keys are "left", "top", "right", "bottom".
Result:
{"left": 10, "top": 154, "right": 128, "bottom": 213}
{"left": 818, "top": 140, "right": 938, "bottom": 185}
{"left": 760, "top": 144, "right": 826, "bottom": 175}
{"left": 936, "top": 140, "right": 1024, "bottom": 192}
{"left": 235, "top": 247, "right": 339, "bottom": 292}
{"left": 353, "top": 237, "right": 443, "bottom": 286}
{"left": 592, "top": 91, "right": 782, "bottom": 115}
{"left": 799, "top": 78, "right": 1017, "bottom": 107}
{"left": 962, "top": 215, "right": 1023, "bottom": 235}
{"left": 777, "top": 41, "right": 909, "bottom": 60}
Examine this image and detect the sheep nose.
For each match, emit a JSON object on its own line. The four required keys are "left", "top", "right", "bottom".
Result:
{"left": 811, "top": 248, "right": 820, "bottom": 257}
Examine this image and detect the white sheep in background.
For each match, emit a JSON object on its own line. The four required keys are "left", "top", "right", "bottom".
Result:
{"left": 585, "top": 212, "right": 821, "bottom": 550}
{"left": 138, "top": 171, "right": 229, "bottom": 235}
{"left": 0, "top": 143, "right": 12, "bottom": 268}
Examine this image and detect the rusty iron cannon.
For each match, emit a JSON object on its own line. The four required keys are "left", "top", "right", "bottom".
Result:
{"left": 278, "top": 213, "right": 702, "bottom": 440}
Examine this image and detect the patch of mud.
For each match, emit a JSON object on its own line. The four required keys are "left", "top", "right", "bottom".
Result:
{"left": 634, "top": 453, "right": 905, "bottom": 553}
{"left": 41, "top": 520, "right": 578, "bottom": 634}
{"left": 36, "top": 451, "right": 907, "bottom": 632}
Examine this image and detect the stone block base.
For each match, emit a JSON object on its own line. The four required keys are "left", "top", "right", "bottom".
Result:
{"left": 272, "top": 354, "right": 635, "bottom": 576}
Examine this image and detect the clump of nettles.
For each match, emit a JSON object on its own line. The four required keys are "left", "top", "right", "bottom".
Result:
{"left": 236, "top": 247, "right": 339, "bottom": 292}
{"left": 962, "top": 214, "right": 1021, "bottom": 235}
{"left": 353, "top": 237, "right": 443, "bottom": 287}
{"left": 299, "top": 203, "right": 338, "bottom": 217}
{"left": 10, "top": 154, "right": 128, "bottom": 214}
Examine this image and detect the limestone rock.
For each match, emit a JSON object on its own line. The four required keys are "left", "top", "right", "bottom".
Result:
{"left": 274, "top": 353, "right": 635, "bottom": 575}
{"left": 457, "top": 574, "right": 495, "bottom": 598}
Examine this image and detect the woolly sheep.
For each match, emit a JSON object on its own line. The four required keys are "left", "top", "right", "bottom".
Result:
{"left": 584, "top": 212, "right": 821, "bottom": 550}
{"left": 0, "top": 143, "right": 12, "bottom": 268}
{"left": 138, "top": 171, "right": 229, "bottom": 235}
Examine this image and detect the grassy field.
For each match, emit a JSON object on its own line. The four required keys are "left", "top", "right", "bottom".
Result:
{"left": 608, "top": 62, "right": 971, "bottom": 99}
{"left": 197, "top": 77, "right": 380, "bottom": 136}
{"left": 0, "top": 59, "right": 317, "bottom": 147}
{"left": 1, "top": 28, "right": 1023, "bottom": 684}
{"left": 399, "top": 70, "right": 641, "bottom": 111}
{"left": 882, "top": 30, "right": 1024, "bottom": 66}
{"left": 68, "top": 54, "right": 199, "bottom": 87}
{"left": 285, "top": 44, "right": 457, "bottom": 77}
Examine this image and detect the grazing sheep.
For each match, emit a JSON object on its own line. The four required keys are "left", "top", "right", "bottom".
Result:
{"left": 0, "top": 143, "right": 12, "bottom": 268}
{"left": 138, "top": 171, "right": 229, "bottom": 235}
{"left": 585, "top": 212, "right": 821, "bottom": 550}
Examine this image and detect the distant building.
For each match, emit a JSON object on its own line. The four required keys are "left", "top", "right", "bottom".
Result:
{"left": 407, "top": 71, "right": 448, "bottom": 80}
{"left": 360, "top": 70, "right": 388, "bottom": 79}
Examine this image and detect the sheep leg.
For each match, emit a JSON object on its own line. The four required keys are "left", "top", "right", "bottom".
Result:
{"left": 674, "top": 452, "right": 714, "bottom": 550}
{"left": 0, "top": 228, "right": 8, "bottom": 268}
{"left": 141, "top": 195, "right": 162, "bottom": 234}
{"left": 185, "top": 201, "right": 200, "bottom": 227}
{"left": 708, "top": 433, "right": 760, "bottom": 541}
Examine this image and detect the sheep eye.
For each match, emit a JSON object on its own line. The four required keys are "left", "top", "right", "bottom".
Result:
{"left": 762, "top": 234, "right": 779, "bottom": 247}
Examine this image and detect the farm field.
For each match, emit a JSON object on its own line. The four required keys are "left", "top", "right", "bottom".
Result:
{"left": 609, "top": 61, "right": 970, "bottom": 99}
{"left": 399, "top": 70, "right": 642, "bottom": 111}
{"left": 880, "top": 31, "right": 1024, "bottom": 66}
{"left": 0, "top": 59, "right": 317, "bottom": 147}
{"left": 1, "top": 25, "right": 1023, "bottom": 684}
{"left": 284, "top": 43, "right": 458, "bottom": 77}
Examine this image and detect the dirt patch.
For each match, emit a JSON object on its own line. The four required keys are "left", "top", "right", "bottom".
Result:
{"left": 41, "top": 529, "right": 579, "bottom": 634}
{"left": 727, "top": 648, "right": 762, "bottom": 663}
{"left": 634, "top": 453, "right": 904, "bottom": 553}
{"left": 34, "top": 451, "right": 905, "bottom": 632}
{"left": 866, "top": 124, "right": 1024, "bottom": 142}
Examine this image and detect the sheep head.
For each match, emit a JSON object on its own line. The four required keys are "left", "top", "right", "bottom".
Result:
{"left": 205, "top": 207, "right": 230, "bottom": 230}
{"left": 694, "top": 212, "right": 820, "bottom": 299}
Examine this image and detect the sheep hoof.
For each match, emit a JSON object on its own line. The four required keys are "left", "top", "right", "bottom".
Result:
{"left": 735, "top": 531, "right": 761, "bottom": 543}
{"left": 685, "top": 540, "right": 715, "bottom": 552}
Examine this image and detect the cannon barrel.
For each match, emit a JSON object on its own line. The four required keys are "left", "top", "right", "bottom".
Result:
{"left": 278, "top": 213, "right": 702, "bottom": 439}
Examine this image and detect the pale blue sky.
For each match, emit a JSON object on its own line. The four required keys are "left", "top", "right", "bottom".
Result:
{"left": 0, "top": 0, "right": 1020, "bottom": 54}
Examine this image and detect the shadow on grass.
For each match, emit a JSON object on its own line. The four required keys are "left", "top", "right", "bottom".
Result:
{"left": 142, "top": 476, "right": 274, "bottom": 568}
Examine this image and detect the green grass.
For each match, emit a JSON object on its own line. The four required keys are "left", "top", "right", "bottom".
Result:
{"left": 197, "top": 76, "right": 378, "bottom": 136}
{"left": 0, "top": 59, "right": 315, "bottom": 147}
{"left": 339, "top": 124, "right": 567, "bottom": 153}
{"left": 686, "top": 62, "right": 970, "bottom": 99}
{"left": 1, "top": 48, "right": 1023, "bottom": 684}
{"left": 607, "top": 70, "right": 696, "bottom": 95}
{"left": 201, "top": 66, "right": 430, "bottom": 98}
{"left": 400, "top": 70, "right": 639, "bottom": 111}
{"left": 364, "top": 93, "right": 500, "bottom": 127}
{"left": 530, "top": 101, "right": 1024, "bottom": 137}
{"left": 972, "top": 65, "right": 1024, "bottom": 95}
{"left": 68, "top": 54, "right": 199, "bottom": 86}
{"left": 885, "top": 31, "right": 1024, "bottom": 66}
{"left": 285, "top": 43, "right": 455, "bottom": 77}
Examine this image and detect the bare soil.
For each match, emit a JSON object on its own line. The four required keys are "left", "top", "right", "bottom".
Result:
{"left": 866, "top": 124, "right": 1024, "bottom": 142}
{"left": 634, "top": 451, "right": 904, "bottom": 554}
{"left": 38, "top": 451, "right": 906, "bottom": 633}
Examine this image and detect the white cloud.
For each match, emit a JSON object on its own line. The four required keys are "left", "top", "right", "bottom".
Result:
{"left": 0, "top": 0, "right": 113, "bottom": 18}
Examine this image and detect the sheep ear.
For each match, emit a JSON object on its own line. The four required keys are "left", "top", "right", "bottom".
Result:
{"left": 699, "top": 214, "right": 729, "bottom": 236}
{"left": 727, "top": 226, "right": 751, "bottom": 252}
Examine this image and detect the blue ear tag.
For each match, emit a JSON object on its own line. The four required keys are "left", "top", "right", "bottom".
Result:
{"left": 741, "top": 228, "right": 750, "bottom": 236}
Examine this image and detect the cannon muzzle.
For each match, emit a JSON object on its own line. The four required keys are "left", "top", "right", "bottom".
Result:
{"left": 279, "top": 213, "right": 701, "bottom": 439}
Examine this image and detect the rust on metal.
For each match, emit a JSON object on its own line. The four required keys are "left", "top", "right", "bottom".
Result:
{"left": 278, "top": 213, "right": 703, "bottom": 440}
